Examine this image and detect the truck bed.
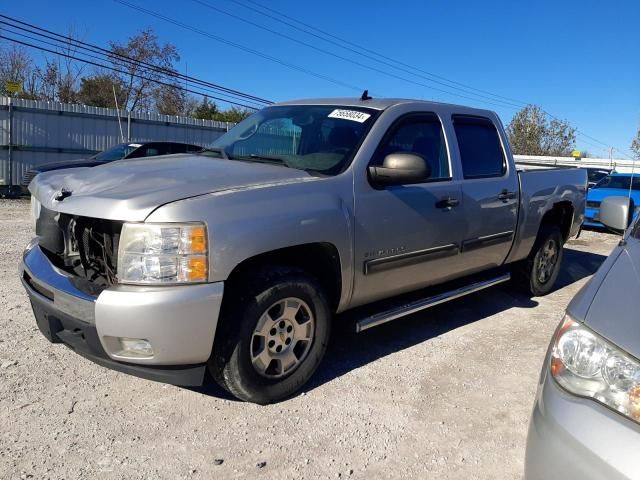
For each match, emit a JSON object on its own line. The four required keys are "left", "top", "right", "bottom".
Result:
{"left": 506, "top": 167, "right": 587, "bottom": 264}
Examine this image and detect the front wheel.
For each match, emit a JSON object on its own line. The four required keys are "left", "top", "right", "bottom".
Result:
{"left": 513, "top": 225, "right": 564, "bottom": 296}
{"left": 209, "top": 267, "right": 331, "bottom": 404}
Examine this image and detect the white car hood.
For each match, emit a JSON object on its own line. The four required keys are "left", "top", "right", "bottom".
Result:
{"left": 582, "top": 236, "right": 640, "bottom": 358}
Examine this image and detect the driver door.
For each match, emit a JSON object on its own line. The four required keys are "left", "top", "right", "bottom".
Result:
{"left": 351, "top": 113, "right": 467, "bottom": 306}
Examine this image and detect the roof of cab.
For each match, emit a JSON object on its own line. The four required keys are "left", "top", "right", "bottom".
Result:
{"left": 272, "top": 97, "right": 496, "bottom": 115}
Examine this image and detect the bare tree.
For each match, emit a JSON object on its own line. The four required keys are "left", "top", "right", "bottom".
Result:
{"left": 109, "top": 29, "right": 179, "bottom": 112}
{"left": 37, "top": 61, "right": 59, "bottom": 101}
{"left": 154, "top": 84, "right": 189, "bottom": 116}
{"left": 632, "top": 127, "right": 640, "bottom": 159}
{"left": 52, "top": 27, "right": 86, "bottom": 103}
{"left": 0, "top": 44, "right": 33, "bottom": 95}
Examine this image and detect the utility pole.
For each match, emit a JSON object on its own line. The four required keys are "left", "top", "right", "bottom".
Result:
{"left": 7, "top": 96, "right": 13, "bottom": 196}
{"left": 609, "top": 146, "right": 613, "bottom": 169}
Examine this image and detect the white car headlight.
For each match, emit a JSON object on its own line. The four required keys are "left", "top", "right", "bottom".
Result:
{"left": 551, "top": 314, "right": 640, "bottom": 423}
{"left": 117, "top": 223, "right": 208, "bottom": 284}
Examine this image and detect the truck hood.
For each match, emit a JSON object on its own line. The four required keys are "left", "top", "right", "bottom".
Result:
{"left": 582, "top": 235, "right": 640, "bottom": 359}
{"left": 30, "top": 154, "right": 316, "bottom": 221}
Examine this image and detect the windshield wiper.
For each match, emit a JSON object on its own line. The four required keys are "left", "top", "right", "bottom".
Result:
{"left": 200, "top": 147, "right": 229, "bottom": 160}
{"left": 236, "top": 154, "right": 292, "bottom": 168}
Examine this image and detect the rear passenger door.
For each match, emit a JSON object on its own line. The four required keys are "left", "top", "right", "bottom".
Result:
{"left": 453, "top": 115, "right": 519, "bottom": 271}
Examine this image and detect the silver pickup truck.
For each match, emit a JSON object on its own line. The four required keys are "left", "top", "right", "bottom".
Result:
{"left": 21, "top": 97, "right": 586, "bottom": 403}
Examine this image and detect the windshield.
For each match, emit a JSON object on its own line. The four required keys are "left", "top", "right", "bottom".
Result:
{"left": 593, "top": 175, "right": 640, "bottom": 191}
{"left": 93, "top": 143, "right": 141, "bottom": 161}
{"left": 587, "top": 169, "right": 609, "bottom": 184}
{"left": 208, "top": 105, "right": 379, "bottom": 175}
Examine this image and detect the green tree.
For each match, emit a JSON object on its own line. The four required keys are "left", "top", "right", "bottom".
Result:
{"left": 77, "top": 74, "right": 126, "bottom": 108}
{"left": 213, "top": 106, "right": 252, "bottom": 123}
{"left": 632, "top": 128, "right": 640, "bottom": 159}
{"left": 192, "top": 96, "right": 219, "bottom": 120}
{"left": 507, "top": 104, "right": 576, "bottom": 156}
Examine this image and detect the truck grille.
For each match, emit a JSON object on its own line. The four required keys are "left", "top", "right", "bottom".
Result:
{"left": 22, "top": 169, "right": 38, "bottom": 187}
{"left": 36, "top": 206, "right": 122, "bottom": 293}
{"left": 586, "top": 200, "right": 600, "bottom": 209}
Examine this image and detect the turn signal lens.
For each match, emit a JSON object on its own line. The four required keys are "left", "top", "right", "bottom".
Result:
{"left": 186, "top": 256, "right": 208, "bottom": 282}
{"left": 187, "top": 225, "right": 207, "bottom": 254}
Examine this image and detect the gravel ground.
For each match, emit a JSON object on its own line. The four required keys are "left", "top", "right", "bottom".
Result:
{"left": 0, "top": 199, "right": 620, "bottom": 479}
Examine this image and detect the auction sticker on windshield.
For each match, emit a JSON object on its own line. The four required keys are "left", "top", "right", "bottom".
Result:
{"left": 328, "top": 109, "right": 371, "bottom": 123}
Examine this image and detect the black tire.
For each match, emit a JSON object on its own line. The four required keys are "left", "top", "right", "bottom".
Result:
{"left": 209, "top": 266, "right": 331, "bottom": 404}
{"left": 512, "top": 225, "right": 564, "bottom": 297}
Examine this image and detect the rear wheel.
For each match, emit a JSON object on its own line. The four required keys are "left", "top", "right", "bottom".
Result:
{"left": 209, "top": 267, "right": 331, "bottom": 404}
{"left": 513, "top": 225, "right": 563, "bottom": 296}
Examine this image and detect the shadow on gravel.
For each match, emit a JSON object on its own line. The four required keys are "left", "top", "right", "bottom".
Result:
{"left": 186, "top": 377, "right": 239, "bottom": 401}
{"left": 187, "top": 248, "right": 608, "bottom": 400}
{"left": 306, "top": 289, "right": 538, "bottom": 394}
{"left": 554, "top": 248, "right": 608, "bottom": 290}
{"left": 304, "top": 248, "right": 609, "bottom": 394}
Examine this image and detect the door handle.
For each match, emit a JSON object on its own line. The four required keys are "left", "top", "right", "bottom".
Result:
{"left": 435, "top": 197, "right": 460, "bottom": 209}
{"left": 497, "top": 189, "right": 517, "bottom": 201}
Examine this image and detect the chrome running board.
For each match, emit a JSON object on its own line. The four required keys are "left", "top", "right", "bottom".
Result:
{"left": 355, "top": 273, "right": 511, "bottom": 332}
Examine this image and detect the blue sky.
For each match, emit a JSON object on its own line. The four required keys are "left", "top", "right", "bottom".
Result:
{"left": 5, "top": 0, "right": 640, "bottom": 157}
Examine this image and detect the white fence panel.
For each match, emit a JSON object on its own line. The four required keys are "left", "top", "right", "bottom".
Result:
{"left": 0, "top": 97, "right": 233, "bottom": 189}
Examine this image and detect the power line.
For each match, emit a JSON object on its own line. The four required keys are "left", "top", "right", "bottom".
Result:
{"left": 189, "top": 0, "right": 525, "bottom": 110}
{"left": 0, "top": 34, "right": 261, "bottom": 110}
{"left": 116, "top": 0, "right": 547, "bottom": 112}
{"left": 230, "top": 0, "right": 532, "bottom": 106}
{"left": 0, "top": 14, "right": 272, "bottom": 106}
{"left": 223, "top": 0, "right": 531, "bottom": 108}
{"left": 113, "top": 0, "right": 366, "bottom": 94}
{"left": 219, "top": 0, "right": 636, "bottom": 159}
{"left": 0, "top": 25, "right": 266, "bottom": 108}
{"left": 3, "top": 10, "right": 632, "bottom": 158}
{"left": 0, "top": 15, "right": 271, "bottom": 105}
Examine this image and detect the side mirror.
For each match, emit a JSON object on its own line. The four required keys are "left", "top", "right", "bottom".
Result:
{"left": 599, "top": 196, "right": 633, "bottom": 232}
{"left": 369, "top": 153, "right": 431, "bottom": 186}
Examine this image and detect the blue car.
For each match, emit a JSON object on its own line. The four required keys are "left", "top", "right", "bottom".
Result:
{"left": 585, "top": 173, "right": 640, "bottom": 227}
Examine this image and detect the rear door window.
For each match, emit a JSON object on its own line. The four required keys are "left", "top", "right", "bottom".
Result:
{"left": 453, "top": 115, "right": 506, "bottom": 179}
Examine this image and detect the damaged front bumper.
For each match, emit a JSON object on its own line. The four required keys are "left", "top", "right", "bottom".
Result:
{"left": 20, "top": 238, "right": 225, "bottom": 386}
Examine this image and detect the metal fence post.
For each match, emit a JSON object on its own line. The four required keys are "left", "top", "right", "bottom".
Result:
{"left": 127, "top": 111, "right": 131, "bottom": 141}
{"left": 8, "top": 97, "right": 13, "bottom": 191}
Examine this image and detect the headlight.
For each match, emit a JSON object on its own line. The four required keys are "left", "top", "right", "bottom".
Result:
{"left": 117, "top": 223, "right": 208, "bottom": 284}
{"left": 551, "top": 314, "right": 640, "bottom": 423}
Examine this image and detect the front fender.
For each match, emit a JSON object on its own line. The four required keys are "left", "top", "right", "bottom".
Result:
{"left": 145, "top": 175, "right": 355, "bottom": 310}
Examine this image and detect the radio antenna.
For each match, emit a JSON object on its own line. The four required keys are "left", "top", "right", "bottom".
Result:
{"left": 360, "top": 89, "right": 372, "bottom": 101}
{"left": 625, "top": 153, "right": 637, "bottom": 243}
